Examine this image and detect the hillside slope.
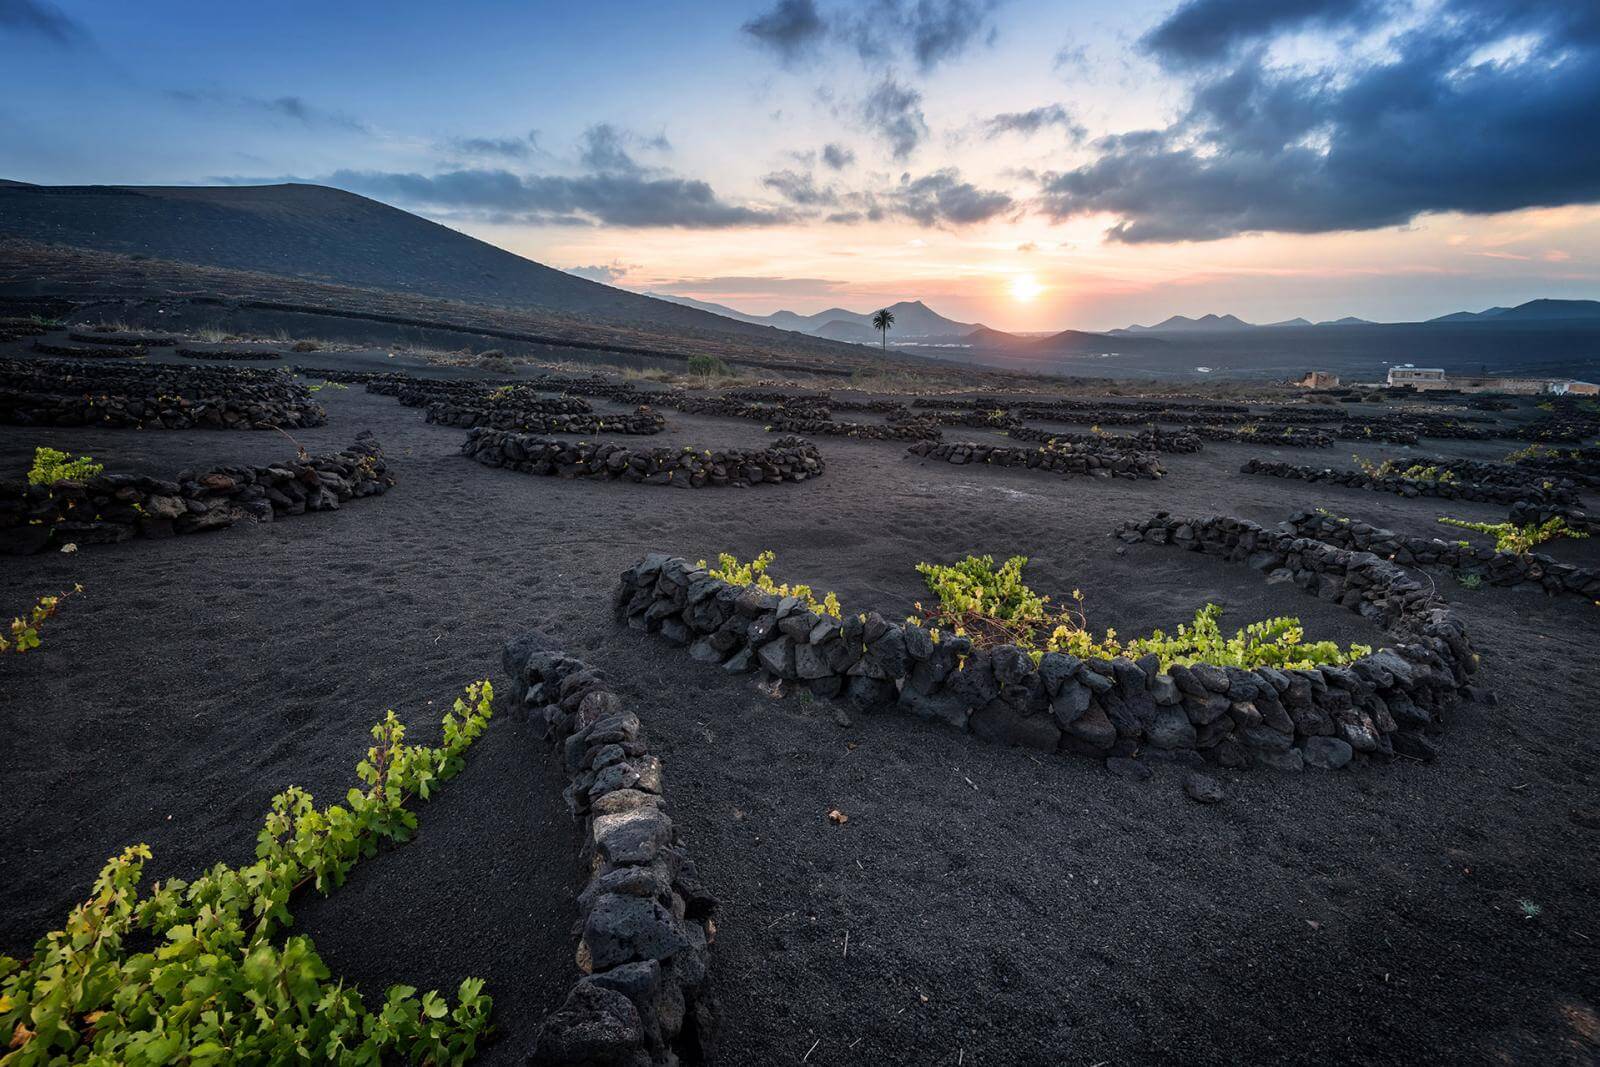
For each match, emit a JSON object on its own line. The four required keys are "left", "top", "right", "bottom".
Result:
{"left": 0, "top": 181, "right": 859, "bottom": 355}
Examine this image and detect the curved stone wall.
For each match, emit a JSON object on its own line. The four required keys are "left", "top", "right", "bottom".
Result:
{"left": 908, "top": 439, "right": 1166, "bottom": 479}
{"left": 1, "top": 432, "right": 394, "bottom": 554}
{"left": 0, "top": 358, "right": 326, "bottom": 430}
{"left": 615, "top": 526, "right": 1475, "bottom": 774}
{"left": 1242, "top": 458, "right": 1580, "bottom": 505}
{"left": 463, "top": 430, "right": 824, "bottom": 487}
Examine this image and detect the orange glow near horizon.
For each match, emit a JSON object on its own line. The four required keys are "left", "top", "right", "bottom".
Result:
{"left": 1009, "top": 273, "right": 1043, "bottom": 303}
{"left": 468, "top": 202, "right": 1600, "bottom": 333}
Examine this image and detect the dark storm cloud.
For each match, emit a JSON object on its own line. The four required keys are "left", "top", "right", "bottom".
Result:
{"left": 982, "top": 104, "right": 1084, "bottom": 141}
{"left": 821, "top": 142, "right": 855, "bottom": 169}
{"left": 743, "top": 0, "right": 1000, "bottom": 72}
{"left": 1140, "top": 0, "right": 1381, "bottom": 68}
{"left": 742, "top": 0, "right": 828, "bottom": 64}
{"left": 321, "top": 167, "right": 792, "bottom": 229}
{"left": 0, "top": 0, "right": 87, "bottom": 45}
{"left": 1039, "top": 0, "right": 1600, "bottom": 242}
{"left": 860, "top": 76, "right": 928, "bottom": 159}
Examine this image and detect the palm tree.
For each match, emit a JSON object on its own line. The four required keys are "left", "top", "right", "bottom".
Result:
{"left": 872, "top": 307, "right": 895, "bottom": 352}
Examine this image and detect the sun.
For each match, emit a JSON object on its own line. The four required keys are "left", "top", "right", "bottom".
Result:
{"left": 1010, "top": 273, "right": 1042, "bottom": 302}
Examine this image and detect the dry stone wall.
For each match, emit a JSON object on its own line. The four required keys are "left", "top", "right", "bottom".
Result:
{"left": 1509, "top": 501, "right": 1600, "bottom": 535}
{"left": 428, "top": 403, "right": 665, "bottom": 435}
{"left": 463, "top": 429, "right": 824, "bottom": 487}
{"left": 615, "top": 526, "right": 1476, "bottom": 774}
{"left": 1242, "top": 457, "right": 1580, "bottom": 505}
{"left": 69, "top": 332, "right": 175, "bottom": 347}
{"left": 1, "top": 432, "right": 394, "bottom": 554}
{"left": 32, "top": 341, "right": 144, "bottom": 358}
{"left": 908, "top": 439, "right": 1167, "bottom": 479}
{"left": 175, "top": 347, "right": 281, "bottom": 361}
{"left": 1194, "top": 425, "right": 1333, "bottom": 448}
{"left": 502, "top": 637, "right": 717, "bottom": 1067}
{"left": 1289, "top": 510, "right": 1600, "bottom": 597}
{"left": 0, "top": 358, "right": 326, "bottom": 430}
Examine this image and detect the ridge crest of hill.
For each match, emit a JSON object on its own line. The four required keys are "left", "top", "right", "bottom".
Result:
{"left": 0, "top": 179, "right": 867, "bottom": 356}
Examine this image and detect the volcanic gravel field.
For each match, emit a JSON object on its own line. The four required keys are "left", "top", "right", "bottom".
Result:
{"left": 3, "top": 343, "right": 1599, "bottom": 1065}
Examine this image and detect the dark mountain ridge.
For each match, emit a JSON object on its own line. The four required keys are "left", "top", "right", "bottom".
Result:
{"left": 0, "top": 180, "right": 866, "bottom": 358}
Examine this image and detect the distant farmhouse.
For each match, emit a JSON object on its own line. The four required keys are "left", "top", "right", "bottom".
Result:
{"left": 1385, "top": 366, "right": 1598, "bottom": 395}
{"left": 1296, "top": 370, "right": 1340, "bottom": 389}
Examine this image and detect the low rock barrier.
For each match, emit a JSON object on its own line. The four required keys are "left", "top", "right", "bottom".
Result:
{"left": 909, "top": 439, "right": 1166, "bottom": 479}
{"left": 175, "top": 347, "right": 281, "bottom": 361}
{"left": 32, "top": 341, "right": 142, "bottom": 358}
{"left": 463, "top": 429, "right": 824, "bottom": 487}
{"left": 502, "top": 638, "right": 717, "bottom": 1066}
{"left": 1287, "top": 510, "right": 1600, "bottom": 598}
{"left": 616, "top": 526, "right": 1474, "bottom": 772}
{"left": 1007, "top": 426, "right": 1203, "bottom": 454}
{"left": 0, "top": 358, "right": 326, "bottom": 430}
{"left": 428, "top": 403, "right": 665, "bottom": 435}
{"left": 1241, "top": 457, "right": 1579, "bottom": 505}
{"left": 68, "top": 332, "right": 176, "bottom": 347}
{"left": 767, "top": 414, "right": 940, "bottom": 441}
{"left": 0, "top": 318, "right": 50, "bottom": 342}
{"left": 1, "top": 432, "right": 394, "bottom": 554}
{"left": 911, "top": 409, "right": 1025, "bottom": 431}
{"left": 1195, "top": 425, "right": 1333, "bottom": 448}
{"left": 1509, "top": 501, "right": 1600, "bottom": 535}
{"left": 1334, "top": 424, "right": 1420, "bottom": 446}
{"left": 1511, "top": 447, "right": 1600, "bottom": 488}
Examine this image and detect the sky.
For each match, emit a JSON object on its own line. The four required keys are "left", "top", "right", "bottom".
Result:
{"left": 2, "top": 0, "right": 1599, "bottom": 332}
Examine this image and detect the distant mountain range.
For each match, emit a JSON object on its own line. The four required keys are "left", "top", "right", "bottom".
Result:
{"left": 651, "top": 291, "right": 1600, "bottom": 353}
{"left": 647, "top": 294, "right": 983, "bottom": 342}
{"left": 1109, "top": 300, "right": 1600, "bottom": 335}
{"left": 1111, "top": 312, "right": 1376, "bottom": 334}
{"left": 1425, "top": 299, "right": 1600, "bottom": 324}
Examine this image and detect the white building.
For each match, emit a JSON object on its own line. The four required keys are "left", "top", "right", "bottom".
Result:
{"left": 1386, "top": 367, "right": 1447, "bottom": 388}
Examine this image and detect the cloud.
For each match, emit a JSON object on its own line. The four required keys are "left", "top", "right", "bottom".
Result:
{"left": 651, "top": 274, "right": 852, "bottom": 298}
{"left": 896, "top": 0, "right": 1001, "bottom": 71}
{"left": 168, "top": 89, "right": 368, "bottom": 132}
{"left": 1040, "top": 0, "right": 1600, "bottom": 242}
{"left": 578, "top": 123, "right": 640, "bottom": 174}
{"left": 762, "top": 168, "right": 839, "bottom": 206}
{"left": 860, "top": 76, "right": 928, "bottom": 159}
{"left": 448, "top": 132, "right": 541, "bottom": 160}
{"left": 886, "top": 167, "right": 1013, "bottom": 225}
{"left": 577, "top": 123, "right": 671, "bottom": 175}
{"left": 982, "top": 103, "right": 1085, "bottom": 141}
{"left": 319, "top": 167, "right": 793, "bottom": 229}
{"left": 0, "top": 0, "right": 88, "bottom": 45}
{"left": 1052, "top": 42, "right": 1088, "bottom": 75}
{"left": 742, "top": 0, "right": 827, "bottom": 64}
{"left": 1140, "top": 0, "right": 1381, "bottom": 69}
{"left": 566, "top": 262, "right": 633, "bottom": 283}
{"left": 822, "top": 142, "right": 855, "bottom": 169}
{"left": 744, "top": 0, "right": 1000, "bottom": 73}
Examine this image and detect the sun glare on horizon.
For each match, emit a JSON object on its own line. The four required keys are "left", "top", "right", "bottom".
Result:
{"left": 1010, "top": 273, "right": 1043, "bottom": 302}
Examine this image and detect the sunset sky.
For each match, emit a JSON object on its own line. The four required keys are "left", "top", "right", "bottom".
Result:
{"left": 3, "top": 0, "right": 1598, "bottom": 331}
